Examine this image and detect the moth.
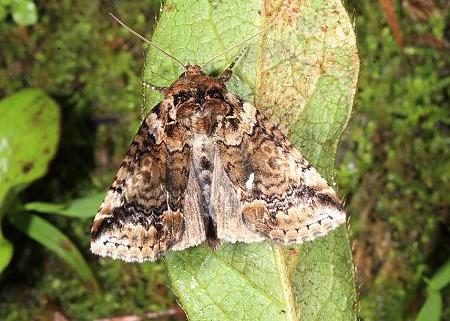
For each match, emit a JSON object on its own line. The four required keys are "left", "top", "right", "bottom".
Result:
{"left": 90, "top": 15, "right": 346, "bottom": 263}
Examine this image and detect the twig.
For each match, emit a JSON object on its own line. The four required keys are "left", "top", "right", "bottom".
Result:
{"left": 379, "top": 0, "right": 404, "bottom": 51}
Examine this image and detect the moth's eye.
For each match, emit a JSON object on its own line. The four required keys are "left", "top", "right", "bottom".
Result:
{"left": 207, "top": 89, "right": 223, "bottom": 100}
{"left": 173, "top": 91, "right": 190, "bottom": 106}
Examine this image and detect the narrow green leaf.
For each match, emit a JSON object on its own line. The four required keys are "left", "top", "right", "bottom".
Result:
{"left": 415, "top": 290, "right": 442, "bottom": 321}
{"left": 24, "top": 193, "right": 104, "bottom": 218}
{"left": 0, "top": 190, "right": 17, "bottom": 274}
{"left": 11, "top": 0, "right": 37, "bottom": 26}
{"left": 8, "top": 212, "right": 99, "bottom": 291}
{"left": 0, "top": 88, "right": 60, "bottom": 209}
{"left": 23, "top": 202, "right": 67, "bottom": 215}
{"left": 143, "top": 1, "right": 358, "bottom": 320}
{"left": 427, "top": 259, "right": 450, "bottom": 291}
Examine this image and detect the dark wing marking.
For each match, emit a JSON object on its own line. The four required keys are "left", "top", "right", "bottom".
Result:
{"left": 212, "top": 94, "right": 346, "bottom": 244}
{"left": 90, "top": 102, "right": 205, "bottom": 262}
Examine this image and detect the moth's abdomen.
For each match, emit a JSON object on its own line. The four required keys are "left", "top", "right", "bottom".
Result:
{"left": 191, "top": 134, "right": 215, "bottom": 201}
{"left": 191, "top": 134, "right": 218, "bottom": 243}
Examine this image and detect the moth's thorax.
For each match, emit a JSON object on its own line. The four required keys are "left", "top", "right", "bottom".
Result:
{"left": 164, "top": 65, "right": 229, "bottom": 135}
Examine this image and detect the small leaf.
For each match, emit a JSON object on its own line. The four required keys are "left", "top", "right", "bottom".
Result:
{"left": 415, "top": 290, "right": 441, "bottom": 321}
{"left": 24, "top": 193, "right": 104, "bottom": 218}
{"left": 0, "top": 88, "right": 60, "bottom": 208}
{"left": 8, "top": 212, "right": 99, "bottom": 291}
{"left": 23, "top": 202, "right": 67, "bottom": 215}
{"left": 427, "top": 259, "right": 450, "bottom": 291}
{"left": 11, "top": 0, "right": 37, "bottom": 26}
{"left": 0, "top": 235, "right": 13, "bottom": 274}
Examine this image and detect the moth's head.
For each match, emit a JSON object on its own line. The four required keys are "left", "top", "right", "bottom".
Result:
{"left": 163, "top": 64, "right": 230, "bottom": 134}
{"left": 164, "top": 64, "right": 226, "bottom": 99}
{"left": 166, "top": 64, "right": 228, "bottom": 109}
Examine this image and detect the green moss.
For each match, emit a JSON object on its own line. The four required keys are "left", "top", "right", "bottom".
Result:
{"left": 339, "top": 1, "right": 450, "bottom": 320}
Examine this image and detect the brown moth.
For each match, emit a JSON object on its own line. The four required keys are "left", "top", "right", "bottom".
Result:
{"left": 90, "top": 16, "right": 346, "bottom": 263}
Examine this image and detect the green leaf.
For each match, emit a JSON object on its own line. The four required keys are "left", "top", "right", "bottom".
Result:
{"left": 0, "top": 88, "right": 60, "bottom": 209}
{"left": 0, "top": 88, "right": 60, "bottom": 274}
{"left": 414, "top": 259, "right": 450, "bottom": 321}
{"left": 415, "top": 290, "right": 441, "bottom": 321}
{"left": 143, "top": 1, "right": 358, "bottom": 320}
{"left": 8, "top": 212, "right": 99, "bottom": 291}
{"left": 427, "top": 259, "right": 450, "bottom": 291}
{"left": 24, "top": 193, "right": 104, "bottom": 218}
{"left": 11, "top": 0, "right": 37, "bottom": 26}
{"left": 0, "top": 235, "right": 13, "bottom": 274}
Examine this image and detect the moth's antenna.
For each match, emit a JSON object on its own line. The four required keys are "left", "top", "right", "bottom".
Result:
{"left": 202, "top": 19, "right": 275, "bottom": 69}
{"left": 109, "top": 13, "right": 185, "bottom": 69}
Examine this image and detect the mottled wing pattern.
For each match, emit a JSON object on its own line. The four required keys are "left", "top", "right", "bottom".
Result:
{"left": 90, "top": 102, "right": 205, "bottom": 262}
{"left": 212, "top": 93, "right": 346, "bottom": 244}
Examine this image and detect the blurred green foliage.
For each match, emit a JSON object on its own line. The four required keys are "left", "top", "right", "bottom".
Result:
{"left": 0, "top": 1, "right": 177, "bottom": 320}
{"left": 0, "top": 87, "right": 98, "bottom": 311}
{"left": 339, "top": 1, "right": 450, "bottom": 320}
{"left": 0, "top": 0, "right": 38, "bottom": 26}
{"left": 0, "top": 0, "right": 448, "bottom": 320}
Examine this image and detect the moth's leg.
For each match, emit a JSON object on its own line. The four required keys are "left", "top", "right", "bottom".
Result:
{"left": 218, "top": 47, "right": 249, "bottom": 83}
{"left": 142, "top": 81, "right": 167, "bottom": 93}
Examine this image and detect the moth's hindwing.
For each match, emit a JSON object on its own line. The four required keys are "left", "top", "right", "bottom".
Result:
{"left": 90, "top": 102, "right": 205, "bottom": 262}
{"left": 212, "top": 93, "right": 346, "bottom": 244}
